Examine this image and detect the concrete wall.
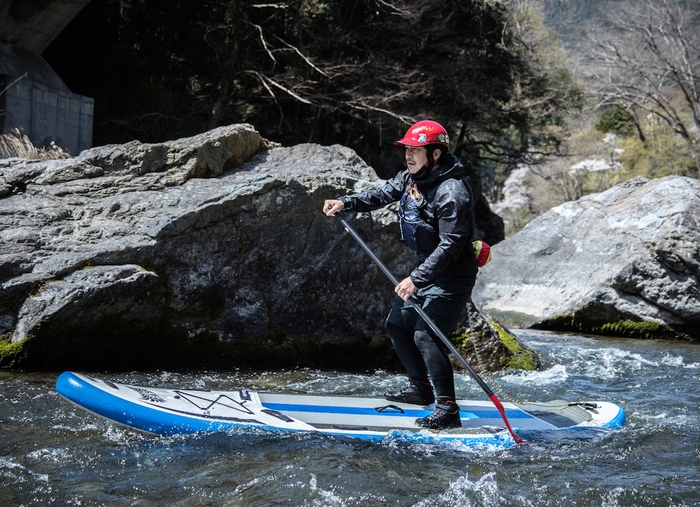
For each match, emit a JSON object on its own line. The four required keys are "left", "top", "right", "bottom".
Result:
{"left": 1, "top": 0, "right": 94, "bottom": 156}
{"left": 1, "top": 74, "right": 93, "bottom": 155}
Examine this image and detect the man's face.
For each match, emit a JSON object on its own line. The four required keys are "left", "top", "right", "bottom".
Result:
{"left": 405, "top": 146, "right": 429, "bottom": 174}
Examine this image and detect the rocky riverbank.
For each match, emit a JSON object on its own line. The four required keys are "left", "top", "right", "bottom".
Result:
{"left": 474, "top": 176, "right": 700, "bottom": 341}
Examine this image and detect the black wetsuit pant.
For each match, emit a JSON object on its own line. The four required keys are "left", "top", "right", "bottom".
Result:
{"left": 386, "top": 276, "right": 476, "bottom": 403}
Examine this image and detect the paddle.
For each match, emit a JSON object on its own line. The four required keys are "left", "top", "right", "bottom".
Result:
{"left": 334, "top": 213, "right": 524, "bottom": 444}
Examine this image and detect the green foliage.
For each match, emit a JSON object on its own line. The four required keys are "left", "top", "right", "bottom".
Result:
{"left": 596, "top": 106, "right": 634, "bottom": 136}
{"left": 492, "top": 1, "right": 700, "bottom": 238}
{"left": 461, "top": 4, "right": 583, "bottom": 198}
{"left": 502, "top": 109, "right": 697, "bottom": 238}
{"left": 619, "top": 132, "right": 696, "bottom": 179}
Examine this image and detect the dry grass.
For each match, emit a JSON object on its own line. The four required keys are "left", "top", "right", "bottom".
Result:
{"left": 0, "top": 128, "right": 71, "bottom": 160}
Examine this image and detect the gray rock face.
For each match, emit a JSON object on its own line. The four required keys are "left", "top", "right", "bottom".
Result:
{"left": 1, "top": 124, "right": 419, "bottom": 362}
{"left": 473, "top": 176, "right": 700, "bottom": 341}
{"left": 12, "top": 265, "right": 165, "bottom": 343}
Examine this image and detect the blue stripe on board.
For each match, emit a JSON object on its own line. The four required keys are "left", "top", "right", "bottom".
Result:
{"left": 262, "top": 402, "right": 533, "bottom": 420}
{"left": 56, "top": 372, "right": 253, "bottom": 435}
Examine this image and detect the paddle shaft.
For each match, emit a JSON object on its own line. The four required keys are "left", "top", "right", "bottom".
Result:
{"left": 335, "top": 213, "right": 524, "bottom": 444}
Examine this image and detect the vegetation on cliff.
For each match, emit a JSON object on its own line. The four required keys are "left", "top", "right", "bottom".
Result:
{"left": 44, "top": 0, "right": 580, "bottom": 196}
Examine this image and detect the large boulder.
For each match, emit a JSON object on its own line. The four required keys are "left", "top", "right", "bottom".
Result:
{"left": 0, "top": 124, "right": 535, "bottom": 370}
{"left": 473, "top": 176, "right": 700, "bottom": 341}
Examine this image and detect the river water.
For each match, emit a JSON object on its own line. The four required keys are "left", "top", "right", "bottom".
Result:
{"left": 1, "top": 329, "right": 699, "bottom": 506}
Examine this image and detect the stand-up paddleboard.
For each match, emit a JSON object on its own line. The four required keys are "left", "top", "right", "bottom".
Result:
{"left": 56, "top": 371, "right": 625, "bottom": 447}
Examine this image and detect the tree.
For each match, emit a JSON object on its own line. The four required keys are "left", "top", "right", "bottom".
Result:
{"left": 46, "top": 0, "right": 580, "bottom": 190}
{"left": 583, "top": 0, "right": 700, "bottom": 175}
{"left": 204, "top": 0, "right": 581, "bottom": 190}
{"left": 596, "top": 105, "right": 635, "bottom": 136}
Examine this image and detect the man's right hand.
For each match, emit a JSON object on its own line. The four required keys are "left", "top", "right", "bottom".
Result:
{"left": 323, "top": 199, "right": 344, "bottom": 216}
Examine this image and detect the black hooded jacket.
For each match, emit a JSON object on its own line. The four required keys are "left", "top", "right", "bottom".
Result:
{"left": 339, "top": 153, "right": 478, "bottom": 288}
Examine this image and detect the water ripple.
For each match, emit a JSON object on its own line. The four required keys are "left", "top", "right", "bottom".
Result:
{"left": 1, "top": 331, "right": 699, "bottom": 506}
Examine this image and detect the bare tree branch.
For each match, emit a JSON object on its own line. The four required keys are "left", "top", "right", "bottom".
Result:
{"left": 273, "top": 35, "right": 329, "bottom": 77}
{"left": 251, "top": 3, "right": 289, "bottom": 8}
{"left": 249, "top": 23, "right": 277, "bottom": 63}
{"left": 583, "top": 0, "right": 700, "bottom": 174}
{"left": 246, "top": 70, "right": 315, "bottom": 105}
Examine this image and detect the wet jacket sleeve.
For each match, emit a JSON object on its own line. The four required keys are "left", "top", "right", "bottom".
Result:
{"left": 338, "top": 172, "right": 407, "bottom": 212}
{"left": 410, "top": 179, "right": 473, "bottom": 287}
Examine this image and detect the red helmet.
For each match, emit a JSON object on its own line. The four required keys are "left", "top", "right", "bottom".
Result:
{"left": 394, "top": 120, "right": 449, "bottom": 148}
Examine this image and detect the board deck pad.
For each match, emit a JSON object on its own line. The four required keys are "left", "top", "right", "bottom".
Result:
{"left": 56, "top": 372, "right": 625, "bottom": 448}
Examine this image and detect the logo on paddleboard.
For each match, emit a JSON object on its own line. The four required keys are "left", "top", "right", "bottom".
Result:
{"left": 129, "top": 387, "right": 165, "bottom": 403}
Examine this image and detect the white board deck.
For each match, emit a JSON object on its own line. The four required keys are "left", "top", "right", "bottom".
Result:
{"left": 56, "top": 371, "right": 625, "bottom": 448}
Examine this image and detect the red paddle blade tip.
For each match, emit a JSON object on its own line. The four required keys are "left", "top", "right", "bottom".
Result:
{"left": 489, "top": 394, "right": 525, "bottom": 444}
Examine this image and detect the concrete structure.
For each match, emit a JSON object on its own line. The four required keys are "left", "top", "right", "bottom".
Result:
{"left": 0, "top": 0, "right": 93, "bottom": 155}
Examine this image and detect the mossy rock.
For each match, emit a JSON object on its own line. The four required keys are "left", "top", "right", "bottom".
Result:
{"left": 490, "top": 321, "right": 540, "bottom": 371}
{"left": 450, "top": 304, "right": 540, "bottom": 373}
{"left": 0, "top": 335, "right": 26, "bottom": 368}
{"left": 536, "top": 313, "right": 684, "bottom": 341}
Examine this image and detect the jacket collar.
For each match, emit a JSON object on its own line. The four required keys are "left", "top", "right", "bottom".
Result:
{"left": 411, "top": 153, "right": 465, "bottom": 187}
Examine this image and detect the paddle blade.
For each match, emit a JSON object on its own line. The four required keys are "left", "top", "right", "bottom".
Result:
{"left": 489, "top": 393, "right": 525, "bottom": 444}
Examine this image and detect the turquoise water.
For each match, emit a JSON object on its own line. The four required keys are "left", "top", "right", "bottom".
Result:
{"left": 1, "top": 329, "right": 699, "bottom": 506}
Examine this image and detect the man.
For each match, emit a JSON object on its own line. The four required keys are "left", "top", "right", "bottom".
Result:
{"left": 324, "top": 120, "right": 478, "bottom": 429}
